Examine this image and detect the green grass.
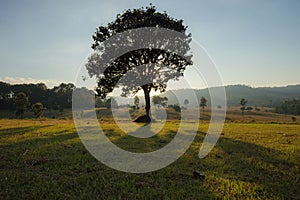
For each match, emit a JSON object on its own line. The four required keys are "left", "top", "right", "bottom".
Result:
{"left": 0, "top": 119, "right": 299, "bottom": 199}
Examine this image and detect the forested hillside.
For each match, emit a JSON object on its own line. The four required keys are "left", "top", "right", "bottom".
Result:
{"left": 162, "top": 85, "right": 300, "bottom": 107}
{"left": 1, "top": 81, "right": 299, "bottom": 111}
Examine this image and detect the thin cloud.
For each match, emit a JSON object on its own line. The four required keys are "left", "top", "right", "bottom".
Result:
{"left": 0, "top": 76, "right": 65, "bottom": 88}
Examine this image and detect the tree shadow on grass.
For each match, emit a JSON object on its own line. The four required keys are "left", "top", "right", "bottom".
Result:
{"left": 0, "top": 126, "right": 80, "bottom": 169}
{"left": 199, "top": 136, "right": 300, "bottom": 199}
{"left": 3, "top": 124, "right": 299, "bottom": 199}
{"left": 0, "top": 125, "right": 54, "bottom": 137}
{"left": 0, "top": 124, "right": 216, "bottom": 199}
{"left": 109, "top": 122, "right": 179, "bottom": 153}
{"left": 0, "top": 126, "right": 78, "bottom": 147}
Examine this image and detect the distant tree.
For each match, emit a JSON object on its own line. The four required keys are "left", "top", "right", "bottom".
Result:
{"left": 152, "top": 96, "right": 168, "bottom": 107}
{"left": 269, "top": 99, "right": 273, "bottom": 107}
{"left": 11, "top": 83, "right": 48, "bottom": 108}
{"left": 168, "top": 104, "right": 181, "bottom": 112}
{"left": 254, "top": 106, "right": 261, "bottom": 112}
{"left": 183, "top": 99, "right": 189, "bottom": 107}
{"left": 246, "top": 106, "right": 253, "bottom": 111}
{"left": 52, "top": 83, "right": 75, "bottom": 109}
{"left": 240, "top": 98, "right": 248, "bottom": 115}
{"left": 281, "top": 103, "right": 289, "bottom": 114}
{"left": 200, "top": 96, "right": 207, "bottom": 111}
{"left": 105, "top": 97, "right": 118, "bottom": 109}
{"left": 134, "top": 96, "right": 140, "bottom": 110}
{"left": 73, "top": 87, "right": 95, "bottom": 109}
{"left": 95, "top": 97, "right": 105, "bottom": 108}
{"left": 32, "top": 102, "right": 44, "bottom": 118}
{"left": 15, "top": 92, "right": 28, "bottom": 119}
{"left": 217, "top": 105, "right": 222, "bottom": 109}
{"left": 86, "top": 4, "right": 192, "bottom": 122}
{"left": 0, "top": 82, "right": 14, "bottom": 110}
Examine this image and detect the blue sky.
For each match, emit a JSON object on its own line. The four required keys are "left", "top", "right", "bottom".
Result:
{"left": 0, "top": 0, "right": 299, "bottom": 88}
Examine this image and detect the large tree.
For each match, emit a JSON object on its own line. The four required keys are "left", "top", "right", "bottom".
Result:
{"left": 86, "top": 4, "right": 192, "bottom": 121}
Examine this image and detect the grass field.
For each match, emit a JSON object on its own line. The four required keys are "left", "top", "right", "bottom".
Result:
{"left": 0, "top": 111, "right": 299, "bottom": 199}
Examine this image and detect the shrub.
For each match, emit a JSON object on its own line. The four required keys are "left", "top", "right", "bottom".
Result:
{"left": 168, "top": 104, "right": 181, "bottom": 112}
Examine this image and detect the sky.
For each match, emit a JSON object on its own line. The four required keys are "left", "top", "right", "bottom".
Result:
{"left": 0, "top": 0, "right": 299, "bottom": 89}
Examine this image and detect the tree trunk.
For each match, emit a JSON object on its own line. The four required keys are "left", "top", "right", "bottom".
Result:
{"left": 142, "top": 85, "right": 151, "bottom": 118}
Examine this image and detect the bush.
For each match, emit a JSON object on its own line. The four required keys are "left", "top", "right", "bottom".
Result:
{"left": 246, "top": 107, "right": 253, "bottom": 111}
{"left": 168, "top": 104, "right": 181, "bottom": 112}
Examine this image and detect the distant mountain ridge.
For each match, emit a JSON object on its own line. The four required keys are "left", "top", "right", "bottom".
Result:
{"left": 118, "top": 84, "right": 300, "bottom": 107}
{"left": 1, "top": 80, "right": 299, "bottom": 108}
{"left": 161, "top": 84, "right": 300, "bottom": 107}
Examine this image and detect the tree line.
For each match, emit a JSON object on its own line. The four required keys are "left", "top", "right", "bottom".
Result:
{"left": 274, "top": 99, "right": 300, "bottom": 115}
{"left": 0, "top": 81, "right": 141, "bottom": 118}
{"left": 0, "top": 81, "right": 74, "bottom": 111}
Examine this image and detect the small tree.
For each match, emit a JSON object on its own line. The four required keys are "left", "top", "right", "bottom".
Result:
{"left": 200, "top": 96, "right": 207, "bottom": 111}
{"left": 134, "top": 96, "right": 140, "bottom": 110}
{"left": 32, "top": 102, "right": 44, "bottom": 118}
{"left": 183, "top": 99, "right": 189, "bottom": 107}
{"left": 15, "top": 92, "right": 28, "bottom": 119}
{"left": 240, "top": 98, "right": 248, "bottom": 115}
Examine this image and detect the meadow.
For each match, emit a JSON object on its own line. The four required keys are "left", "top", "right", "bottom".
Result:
{"left": 0, "top": 109, "right": 299, "bottom": 199}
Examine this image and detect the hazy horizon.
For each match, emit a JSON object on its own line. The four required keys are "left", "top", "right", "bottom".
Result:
{"left": 0, "top": 77, "right": 299, "bottom": 91}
